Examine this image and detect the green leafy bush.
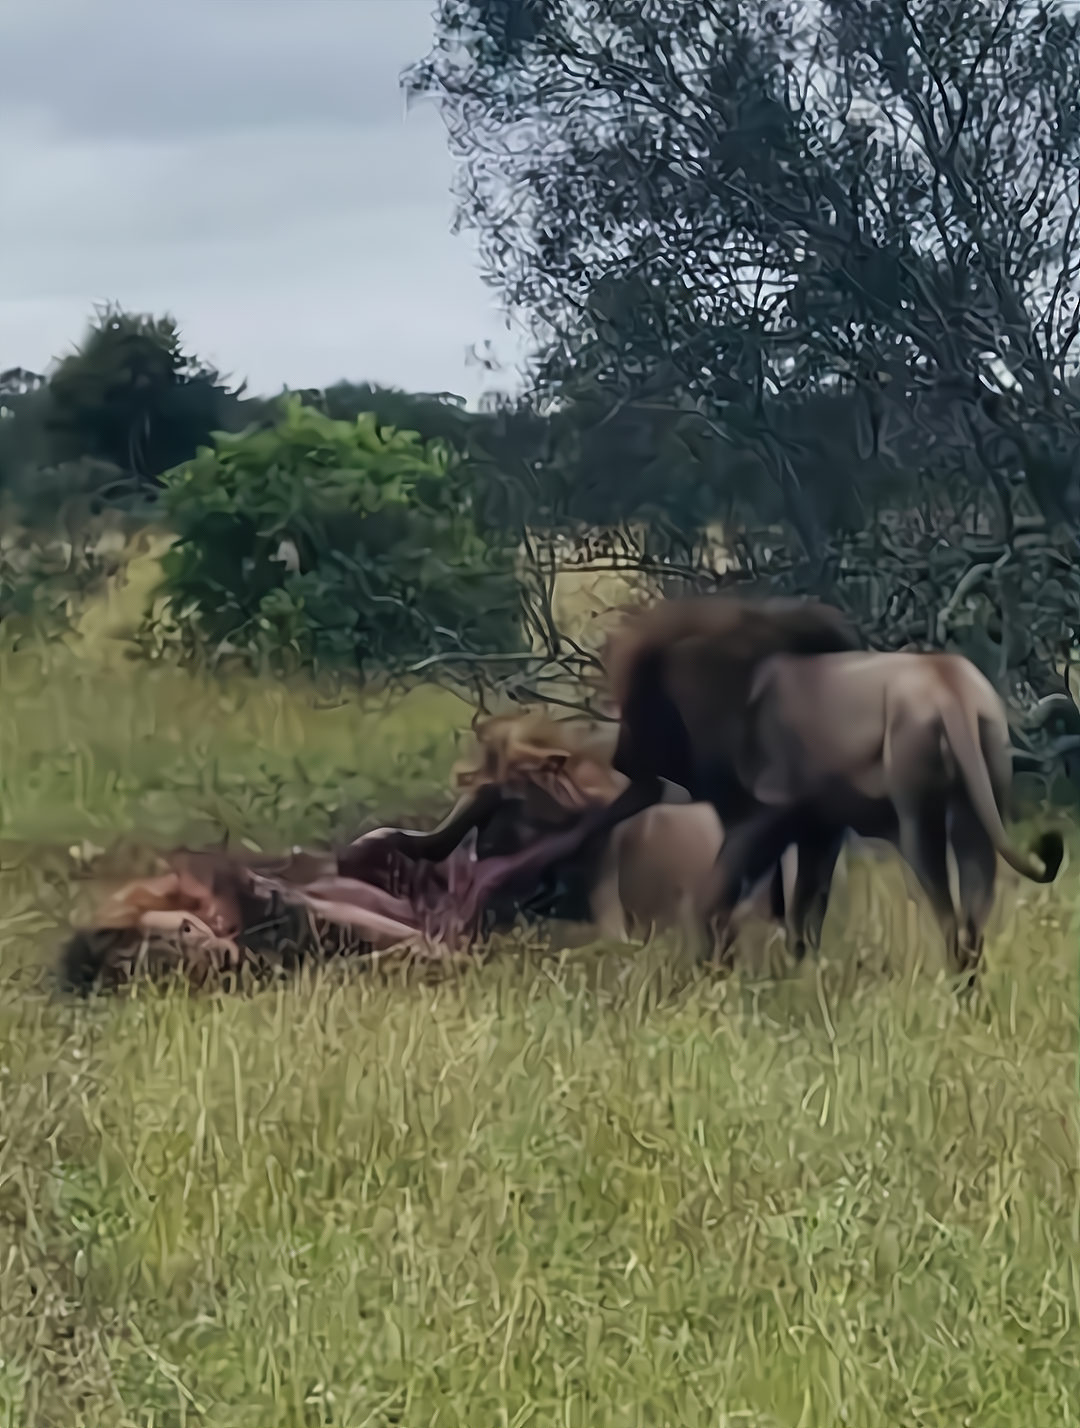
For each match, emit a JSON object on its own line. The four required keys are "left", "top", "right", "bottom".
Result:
{"left": 145, "top": 395, "right": 523, "bottom": 676}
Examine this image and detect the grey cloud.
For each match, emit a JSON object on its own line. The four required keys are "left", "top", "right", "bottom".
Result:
{"left": 0, "top": 0, "right": 531, "bottom": 405}
{"left": 0, "top": 0, "right": 440, "bottom": 141}
{"left": 0, "top": 112, "right": 455, "bottom": 267}
{"left": 0, "top": 111, "right": 527, "bottom": 400}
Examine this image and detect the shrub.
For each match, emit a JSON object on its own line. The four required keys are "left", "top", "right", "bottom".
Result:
{"left": 145, "top": 394, "right": 523, "bottom": 676}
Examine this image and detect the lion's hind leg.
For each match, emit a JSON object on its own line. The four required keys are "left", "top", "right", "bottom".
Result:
{"left": 590, "top": 821, "right": 632, "bottom": 943}
{"left": 946, "top": 792, "right": 998, "bottom": 974}
{"left": 900, "top": 798, "right": 963, "bottom": 970}
{"left": 886, "top": 712, "right": 961, "bottom": 969}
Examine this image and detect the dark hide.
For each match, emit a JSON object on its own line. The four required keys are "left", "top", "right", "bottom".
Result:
{"left": 339, "top": 780, "right": 625, "bottom": 935}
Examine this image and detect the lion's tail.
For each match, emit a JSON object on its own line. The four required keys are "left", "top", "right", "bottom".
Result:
{"left": 938, "top": 699, "right": 1062, "bottom": 884}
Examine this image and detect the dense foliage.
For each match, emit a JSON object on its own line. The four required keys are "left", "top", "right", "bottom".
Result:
{"left": 407, "top": 0, "right": 1080, "bottom": 705}
{"left": 143, "top": 395, "right": 522, "bottom": 677}
{"left": 0, "top": 307, "right": 257, "bottom": 526}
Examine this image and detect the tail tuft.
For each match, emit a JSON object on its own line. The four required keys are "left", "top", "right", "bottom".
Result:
{"left": 1029, "top": 830, "right": 1065, "bottom": 884}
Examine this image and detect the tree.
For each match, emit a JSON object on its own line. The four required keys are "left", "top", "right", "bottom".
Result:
{"left": 43, "top": 304, "right": 249, "bottom": 482}
{"left": 1, "top": 307, "right": 262, "bottom": 526}
{"left": 406, "top": 0, "right": 1080, "bottom": 706}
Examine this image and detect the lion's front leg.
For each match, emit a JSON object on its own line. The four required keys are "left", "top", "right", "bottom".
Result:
{"left": 785, "top": 831, "right": 845, "bottom": 962}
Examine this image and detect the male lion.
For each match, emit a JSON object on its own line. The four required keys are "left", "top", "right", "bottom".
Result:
{"left": 697, "top": 649, "right": 1065, "bottom": 972}
{"left": 549, "top": 592, "right": 873, "bottom": 962}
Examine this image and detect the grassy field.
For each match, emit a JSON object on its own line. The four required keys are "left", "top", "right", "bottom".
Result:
{"left": 1, "top": 577, "right": 1078, "bottom": 1427}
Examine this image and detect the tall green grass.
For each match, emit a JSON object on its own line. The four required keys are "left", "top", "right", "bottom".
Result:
{"left": 0, "top": 640, "right": 474, "bottom": 851}
{"left": 1, "top": 592, "right": 1077, "bottom": 1427}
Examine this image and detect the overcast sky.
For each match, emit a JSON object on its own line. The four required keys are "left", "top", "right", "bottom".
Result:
{"left": 0, "top": 0, "right": 529, "bottom": 405}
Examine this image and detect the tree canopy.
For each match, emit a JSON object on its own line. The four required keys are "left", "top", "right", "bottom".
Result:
{"left": 406, "top": 0, "right": 1079, "bottom": 700}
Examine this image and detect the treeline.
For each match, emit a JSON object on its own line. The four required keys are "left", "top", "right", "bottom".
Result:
{"left": 2, "top": 295, "right": 1077, "bottom": 796}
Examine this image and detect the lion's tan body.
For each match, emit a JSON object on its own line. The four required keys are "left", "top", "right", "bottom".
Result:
{"left": 590, "top": 801, "right": 798, "bottom": 950}
{"left": 594, "top": 803, "right": 724, "bottom": 939}
{"left": 735, "top": 649, "right": 1064, "bottom": 968}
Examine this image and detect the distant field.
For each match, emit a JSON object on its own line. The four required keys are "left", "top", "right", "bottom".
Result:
{"left": 1, "top": 572, "right": 1078, "bottom": 1428}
